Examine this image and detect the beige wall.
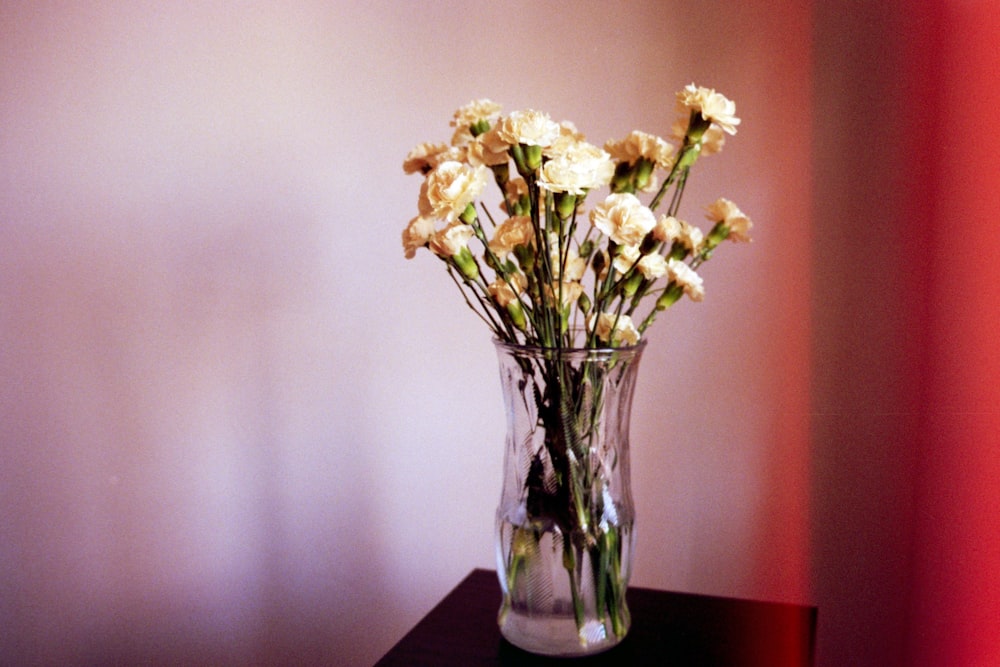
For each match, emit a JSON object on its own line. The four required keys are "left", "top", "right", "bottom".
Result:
{"left": 3, "top": 2, "right": 996, "bottom": 666}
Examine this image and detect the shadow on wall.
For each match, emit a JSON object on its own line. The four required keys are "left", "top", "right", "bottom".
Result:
{"left": 0, "top": 203, "right": 396, "bottom": 665}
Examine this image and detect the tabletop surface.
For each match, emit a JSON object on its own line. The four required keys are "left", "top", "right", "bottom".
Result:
{"left": 374, "top": 568, "right": 817, "bottom": 667}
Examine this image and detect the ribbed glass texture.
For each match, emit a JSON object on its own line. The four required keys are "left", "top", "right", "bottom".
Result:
{"left": 493, "top": 338, "right": 645, "bottom": 657}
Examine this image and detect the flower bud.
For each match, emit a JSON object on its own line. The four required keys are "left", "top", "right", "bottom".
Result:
{"left": 515, "top": 244, "right": 534, "bottom": 272}
{"left": 459, "top": 202, "right": 478, "bottom": 224}
{"left": 554, "top": 192, "right": 577, "bottom": 221}
{"left": 623, "top": 272, "right": 643, "bottom": 297}
{"left": 491, "top": 162, "right": 510, "bottom": 189}
{"left": 507, "top": 300, "right": 527, "bottom": 330}
{"left": 639, "top": 232, "right": 658, "bottom": 255}
{"left": 676, "top": 143, "right": 701, "bottom": 170}
{"left": 453, "top": 246, "right": 479, "bottom": 281}
{"left": 668, "top": 240, "right": 689, "bottom": 261}
{"left": 470, "top": 118, "right": 490, "bottom": 137}
{"left": 523, "top": 144, "right": 544, "bottom": 171}
{"left": 511, "top": 143, "right": 544, "bottom": 177}
{"left": 634, "top": 158, "right": 655, "bottom": 191}
{"left": 656, "top": 283, "right": 684, "bottom": 310}
{"left": 591, "top": 250, "right": 607, "bottom": 277}
{"left": 562, "top": 543, "right": 576, "bottom": 570}
{"left": 517, "top": 193, "right": 531, "bottom": 215}
{"left": 510, "top": 143, "right": 528, "bottom": 176}
{"left": 685, "top": 111, "right": 712, "bottom": 145}
{"left": 610, "top": 161, "right": 634, "bottom": 193}
{"left": 705, "top": 221, "right": 729, "bottom": 249}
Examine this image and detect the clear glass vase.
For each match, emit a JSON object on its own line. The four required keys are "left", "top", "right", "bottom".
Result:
{"left": 493, "top": 337, "right": 645, "bottom": 657}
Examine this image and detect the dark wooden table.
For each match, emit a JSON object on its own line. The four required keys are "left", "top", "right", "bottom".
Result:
{"left": 375, "top": 569, "right": 816, "bottom": 666}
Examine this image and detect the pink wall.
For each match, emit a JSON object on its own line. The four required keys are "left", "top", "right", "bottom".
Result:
{"left": 903, "top": 3, "right": 1000, "bottom": 664}
{"left": 810, "top": 3, "right": 1000, "bottom": 664}
{"left": 1, "top": 2, "right": 997, "bottom": 665}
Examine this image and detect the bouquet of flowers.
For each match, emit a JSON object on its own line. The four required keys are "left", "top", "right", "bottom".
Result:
{"left": 402, "top": 84, "right": 752, "bottom": 652}
{"left": 403, "top": 84, "right": 751, "bottom": 350}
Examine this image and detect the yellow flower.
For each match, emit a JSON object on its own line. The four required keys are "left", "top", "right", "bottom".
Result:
{"left": 589, "top": 193, "right": 656, "bottom": 246}
{"left": 612, "top": 244, "right": 641, "bottom": 275}
{"left": 425, "top": 161, "right": 489, "bottom": 222}
{"left": 588, "top": 312, "right": 640, "bottom": 346}
{"left": 654, "top": 215, "right": 703, "bottom": 252}
{"left": 547, "top": 233, "right": 587, "bottom": 281}
{"left": 402, "top": 142, "right": 451, "bottom": 175}
{"left": 497, "top": 109, "right": 561, "bottom": 148}
{"left": 449, "top": 98, "right": 503, "bottom": 146}
{"left": 467, "top": 126, "right": 511, "bottom": 167}
{"left": 489, "top": 216, "right": 534, "bottom": 257}
{"left": 676, "top": 84, "right": 740, "bottom": 135}
{"left": 538, "top": 141, "right": 615, "bottom": 195}
{"left": 488, "top": 273, "right": 527, "bottom": 307}
{"left": 605, "top": 130, "right": 672, "bottom": 169}
{"left": 667, "top": 258, "right": 705, "bottom": 301}
{"left": 652, "top": 215, "right": 681, "bottom": 243}
{"left": 450, "top": 98, "right": 503, "bottom": 130}
{"left": 705, "top": 198, "right": 753, "bottom": 243}
{"left": 402, "top": 216, "right": 436, "bottom": 259}
{"left": 636, "top": 253, "right": 668, "bottom": 281}
{"left": 545, "top": 280, "right": 584, "bottom": 309}
{"left": 429, "top": 221, "right": 475, "bottom": 258}
{"left": 670, "top": 119, "right": 726, "bottom": 156}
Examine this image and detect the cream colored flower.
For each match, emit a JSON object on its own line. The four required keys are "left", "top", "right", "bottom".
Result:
{"left": 538, "top": 141, "right": 615, "bottom": 195}
{"left": 506, "top": 178, "right": 529, "bottom": 201}
{"left": 637, "top": 253, "right": 669, "bottom": 280}
{"left": 428, "top": 221, "right": 475, "bottom": 258}
{"left": 588, "top": 312, "right": 640, "bottom": 346}
{"left": 700, "top": 127, "right": 726, "bottom": 155}
{"left": 467, "top": 126, "right": 511, "bottom": 167}
{"left": 451, "top": 98, "right": 502, "bottom": 130}
{"left": 542, "top": 121, "right": 587, "bottom": 157}
{"left": 652, "top": 215, "right": 681, "bottom": 243}
{"left": 654, "top": 215, "right": 703, "bottom": 251}
{"left": 497, "top": 109, "right": 561, "bottom": 147}
{"left": 705, "top": 198, "right": 753, "bottom": 242}
{"left": 501, "top": 177, "right": 530, "bottom": 214}
{"left": 593, "top": 248, "right": 610, "bottom": 280}
{"left": 605, "top": 130, "right": 673, "bottom": 168}
{"left": 612, "top": 245, "right": 667, "bottom": 280}
{"left": 489, "top": 216, "right": 534, "bottom": 256}
{"left": 424, "top": 161, "right": 489, "bottom": 222}
{"left": 403, "top": 142, "right": 451, "bottom": 174}
{"left": 676, "top": 84, "right": 740, "bottom": 135}
{"left": 547, "top": 233, "right": 587, "bottom": 281}
{"left": 416, "top": 180, "right": 433, "bottom": 218}
{"left": 667, "top": 258, "right": 705, "bottom": 301}
{"left": 487, "top": 273, "right": 527, "bottom": 307}
{"left": 637, "top": 172, "right": 660, "bottom": 194}
{"left": 545, "top": 280, "right": 584, "bottom": 309}
{"left": 670, "top": 119, "right": 726, "bottom": 155}
{"left": 557, "top": 120, "right": 586, "bottom": 141}
{"left": 669, "top": 119, "right": 686, "bottom": 143}
{"left": 678, "top": 221, "right": 704, "bottom": 251}
{"left": 562, "top": 254, "right": 587, "bottom": 282}
{"left": 589, "top": 193, "right": 656, "bottom": 246}
{"left": 450, "top": 99, "right": 502, "bottom": 146}
{"left": 402, "top": 216, "right": 437, "bottom": 259}
{"left": 612, "top": 244, "right": 641, "bottom": 275}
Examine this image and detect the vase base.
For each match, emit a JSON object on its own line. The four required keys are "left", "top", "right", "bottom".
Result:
{"left": 498, "top": 609, "right": 625, "bottom": 657}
